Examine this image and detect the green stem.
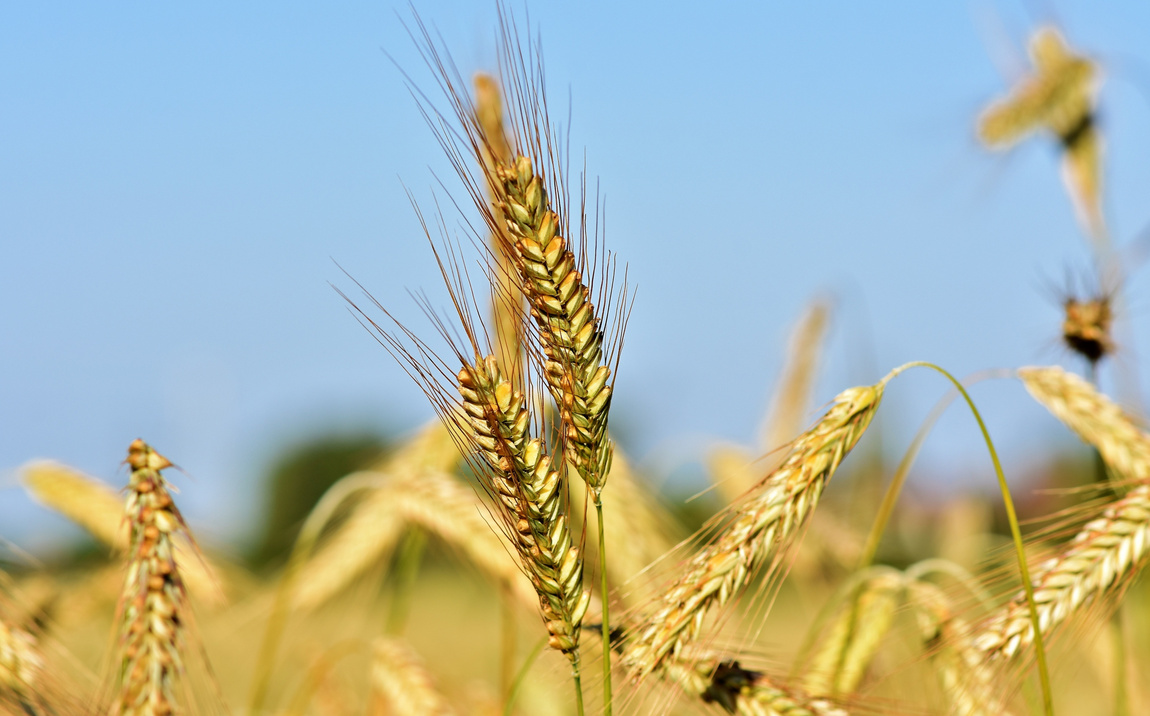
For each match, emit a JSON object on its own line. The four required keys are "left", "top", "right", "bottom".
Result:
{"left": 386, "top": 528, "right": 427, "bottom": 634}
{"left": 500, "top": 583, "right": 517, "bottom": 709}
{"left": 503, "top": 637, "right": 547, "bottom": 716}
{"left": 572, "top": 653, "right": 586, "bottom": 716}
{"left": 881, "top": 361, "right": 1054, "bottom": 716}
{"left": 594, "top": 496, "right": 613, "bottom": 716}
{"left": 858, "top": 387, "right": 956, "bottom": 570}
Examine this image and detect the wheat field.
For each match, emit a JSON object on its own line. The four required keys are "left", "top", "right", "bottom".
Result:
{"left": 5, "top": 4, "right": 1150, "bottom": 716}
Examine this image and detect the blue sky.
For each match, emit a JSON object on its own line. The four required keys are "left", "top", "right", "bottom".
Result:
{"left": 4, "top": 2, "right": 1150, "bottom": 552}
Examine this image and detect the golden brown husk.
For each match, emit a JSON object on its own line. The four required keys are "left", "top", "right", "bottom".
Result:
{"left": 111, "top": 440, "right": 186, "bottom": 716}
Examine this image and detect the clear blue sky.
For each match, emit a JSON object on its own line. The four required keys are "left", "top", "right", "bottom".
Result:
{"left": 4, "top": 2, "right": 1150, "bottom": 553}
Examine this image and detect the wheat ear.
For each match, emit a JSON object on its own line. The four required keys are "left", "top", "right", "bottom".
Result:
{"left": 971, "top": 484, "right": 1150, "bottom": 662}
{"left": 21, "top": 462, "right": 224, "bottom": 606}
{"left": 492, "top": 154, "right": 617, "bottom": 496}
{"left": 473, "top": 73, "right": 526, "bottom": 389}
{"left": 803, "top": 568, "right": 902, "bottom": 698}
{"left": 1019, "top": 365, "right": 1150, "bottom": 482}
{"left": 624, "top": 383, "right": 883, "bottom": 679}
{"left": 458, "top": 355, "right": 590, "bottom": 659}
{"left": 111, "top": 439, "right": 187, "bottom": 716}
{"left": 369, "top": 637, "right": 455, "bottom": 716}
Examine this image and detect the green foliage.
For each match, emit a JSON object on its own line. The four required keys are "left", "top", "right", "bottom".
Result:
{"left": 249, "top": 433, "right": 390, "bottom": 567}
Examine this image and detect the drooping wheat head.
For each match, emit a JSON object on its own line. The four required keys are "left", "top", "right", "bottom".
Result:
{"left": 623, "top": 383, "right": 884, "bottom": 679}
{"left": 1019, "top": 365, "right": 1150, "bottom": 483}
{"left": 111, "top": 439, "right": 187, "bottom": 716}
{"left": 970, "top": 484, "right": 1150, "bottom": 663}
{"left": 291, "top": 421, "right": 462, "bottom": 612}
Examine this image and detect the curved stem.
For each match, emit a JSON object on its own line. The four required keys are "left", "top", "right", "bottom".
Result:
{"left": 880, "top": 361, "right": 1054, "bottom": 716}
{"left": 503, "top": 637, "right": 546, "bottom": 716}
{"left": 594, "top": 496, "right": 613, "bottom": 715}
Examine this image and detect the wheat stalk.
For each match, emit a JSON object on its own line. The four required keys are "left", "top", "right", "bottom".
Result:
{"left": 369, "top": 637, "right": 455, "bottom": 716}
{"left": 111, "top": 439, "right": 188, "bottom": 716}
{"left": 624, "top": 383, "right": 883, "bottom": 679}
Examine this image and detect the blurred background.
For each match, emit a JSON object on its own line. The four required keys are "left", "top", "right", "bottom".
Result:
{"left": 3, "top": 0, "right": 1150, "bottom": 563}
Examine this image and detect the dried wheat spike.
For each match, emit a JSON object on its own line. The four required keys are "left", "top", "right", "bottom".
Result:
{"left": 907, "top": 581, "right": 1010, "bottom": 716}
{"left": 111, "top": 439, "right": 187, "bottom": 716}
{"left": 458, "top": 355, "right": 590, "bottom": 659}
{"left": 662, "top": 650, "right": 848, "bottom": 716}
{"left": 1061, "top": 295, "right": 1113, "bottom": 365}
{"left": 624, "top": 383, "right": 883, "bottom": 679}
{"left": 971, "top": 484, "right": 1150, "bottom": 662}
{"left": 978, "top": 27, "right": 1103, "bottom": 238}
{"left": 495, "top": 154, "right": 615, "bottom": 496}
{"left": 0, "top": 617, "right": 42, "bottom": 706}
{"left": 369, "top": 637, "right": 455, "bottom": 716}
{"left": 1019, "top": 365, "right": 1150, "bottom": 482}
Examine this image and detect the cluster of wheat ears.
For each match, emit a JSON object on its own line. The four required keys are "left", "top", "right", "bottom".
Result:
{"left": 4, "top": 9, "right": 1147, "bottom": 716}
